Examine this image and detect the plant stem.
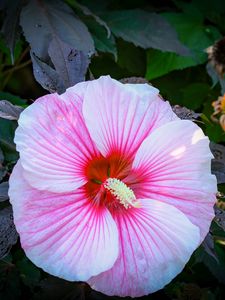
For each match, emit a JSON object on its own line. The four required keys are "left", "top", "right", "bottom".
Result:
{"left": 2, "top": 47, "right": 30, "bottom": 90}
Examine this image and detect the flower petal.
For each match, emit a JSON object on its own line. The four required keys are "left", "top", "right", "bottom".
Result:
{"left": 9, "top": 161, "right": 119, "bottom": 281}
{"left": 89, "top": 199, "right": 200, "bottom": 297}
{"left": 15, "top": 92, "right": 99, "bottom": 193}
{"left": 124, "top": 82, "right": 159, "bottom": 97}
{"left": 61, "top": 80, "right": 89, "bottom": 102}
{"left": 83, "top": 76, "right": 177, "bottom": 158}
{"left": 131, "top": 120, "right": 217, "bottom": 241}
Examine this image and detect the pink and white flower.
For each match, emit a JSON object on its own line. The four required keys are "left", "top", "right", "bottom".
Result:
{"left": 9, "top": 76, "right": 217, "bottom": 297}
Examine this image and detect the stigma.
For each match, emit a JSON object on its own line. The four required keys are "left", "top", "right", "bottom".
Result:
{"left": 104, "top": 178, "right": 140, "bottom": 209}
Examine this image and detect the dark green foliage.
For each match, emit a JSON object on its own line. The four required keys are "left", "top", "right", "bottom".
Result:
{"left": 100, "top": 10, "right": 190, "bottom": 55}
{"left": 1, "top": 0, "right": 23, "bottom": 64}
{"left": 0, "top": 0, "right": 225, "bottom": 299}
{"left": 146, "top": 12, "right": 222, "bottom": 80}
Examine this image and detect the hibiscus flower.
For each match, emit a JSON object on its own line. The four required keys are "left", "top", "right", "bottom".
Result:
{"left": 9, "top": 76, "right": 217, "bottom": 297}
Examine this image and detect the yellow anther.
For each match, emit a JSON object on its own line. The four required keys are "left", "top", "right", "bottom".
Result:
{"left": 104, "top": 178, "right": 140, "bottom": 209}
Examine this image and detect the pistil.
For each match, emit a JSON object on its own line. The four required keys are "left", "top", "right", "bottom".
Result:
{"left": 104, "top": 178, "right": 140, "bottom": 209}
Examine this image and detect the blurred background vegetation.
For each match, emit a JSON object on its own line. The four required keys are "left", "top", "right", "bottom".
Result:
{"left": 0, "top": 0, "right": 225, "bottom": 299}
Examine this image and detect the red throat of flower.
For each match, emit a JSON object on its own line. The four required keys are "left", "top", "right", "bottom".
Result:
{"left": 84, "top": 151, "right": 140, "bottom": 211}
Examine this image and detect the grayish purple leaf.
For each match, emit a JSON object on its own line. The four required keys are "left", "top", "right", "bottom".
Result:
{"left": 206, "top": 62, "right": 225, "bottom": 94}
{"left": 0, "top": 148, "right": 5, "bottom": 181}
{"left": 120, "top": 77, "right": 149, "bottom": 84}
{"left": 202, "top": 232, "right": 218, "bottom": 263}
{"left": 210, "top": 142, "right": 225, "bottom": 184}
{"left": 20, "top": 0, "right": 94, "bottom": 60}
{"left": 0, "top": 100, "right": 23, "bottom": 120}
{"left": 0, "top": 147, "right": 3, "bottom": 163}
{"left": 206, "top": 62, "right": 219, "bottom": 87}
{"left": 0, "top": 168, "right": 6, "bottom": 181}
{"left": 31, "top": 52, "right": 65, "bottom": 94}
{"left": 0, "top": 182, "right": 9, "bottom": 202}
{"left": 84, "top": 18, "right": 117, "bottom": 58}
{"left": 0, "top": 206, "right": 18, "bottom": 259}
{"left": 172, "top": 105, "right": 201, "bottom": 120}
{"left": 76, "top": 3, "right": 111, "bottom": 38}
{"left": 214, "top": 206, "right": 225, "bottom": 231}
{"left": 48, "top": 38, "right": 90, "bottom": 89}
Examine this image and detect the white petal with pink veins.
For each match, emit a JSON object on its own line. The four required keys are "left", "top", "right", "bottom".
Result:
{"left": 15, "top": 93, "right": 99, "bottom": 193}
{"left": 83, "top": 76, "right": 177, "bottom": 159}
{"left": 60, "top": 80, "right": 88, "bottom": 103}
{"left": 125, "top": 82, "right": 159, "bottom": 97}
{"left": 9, "top": 161, "right": 119, "bottom": 281}
{"left": 131, "top": 120, "right": 217, "bottom": 241}
{"left": 89, "top": 199, "right": 200, "bottom": 297}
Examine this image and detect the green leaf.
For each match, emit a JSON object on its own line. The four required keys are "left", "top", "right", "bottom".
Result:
{"left": 84, "top": 19, "right": 117, "bottom": 58}
{"left": 101, "top": 10, "right": 189, "bottom": 55}
{"left": 117, "top": 39, "right": 145, "bottom": 75}
{"left": 0, "top": 38, "right": 23, "bottom": 67}
{"left": 173, "top": 0, "right": 204, "bottom": 21}
{"left": 34, "top": 277, "right": 85, "bottom": 300}
{"left": 68, "top": 1, "right": 111, "bottom": 38}
{"left": 146, "top": 13, "right": 222, "bottom": 80}
{"left": 180, "top": 83, "right": 210, "bottom": 110}
{"left": 181, "top": 0, "right": 225, "bottom": 33}
{"left": 0, "top": 265, "right": 21, "bottom": 300}
{"left": 195, "top": 246, "right": 225, "bottom": 284}
{"left": 17, "top": 258, "right": 41, "bottom": 287}
{"left": 0, "top": 119, "right": 18, "bottom": 162}
{"left": 90, "top": 54, "right": 128, "bottom": 79}
{"left": 205, "top": 123, "right": 225, "bottom": 143}
{"left": 66, "top": 0, "right": 117, "bottom": 57}
{"left": 1, "top": 0, "right": 23, "bottom": 64}
{"left": 147, "top": 49, "right": 197, "bottom": 80}
{"left": 193, "top": 0, "right": 225, "bottom": 15}
{"left": 164, "top": 13, "right": 221, "bottom": 51}
{"left": 0, "top": 92, "right": 26, "bottom": 106}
